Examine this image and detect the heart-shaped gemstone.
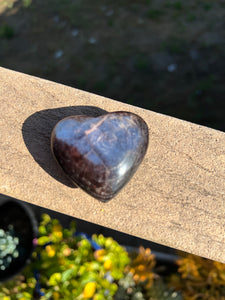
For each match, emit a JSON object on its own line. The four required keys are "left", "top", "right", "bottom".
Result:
{"left": 51, "top": 111, "right": 149, "bottom": 201}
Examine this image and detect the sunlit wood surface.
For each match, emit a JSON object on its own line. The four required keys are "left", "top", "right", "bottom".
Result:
{"left": 1, "top": 67, "right": 225, "bottom": 262}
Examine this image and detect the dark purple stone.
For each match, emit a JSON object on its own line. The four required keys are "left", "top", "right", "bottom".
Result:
{"left": 51, "top": 111, "right": 149, "bottom": 201}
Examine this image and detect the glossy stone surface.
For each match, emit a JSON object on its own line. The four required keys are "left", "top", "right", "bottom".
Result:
{"left": 51, "top": 111, "right": 149, "bottom": 201}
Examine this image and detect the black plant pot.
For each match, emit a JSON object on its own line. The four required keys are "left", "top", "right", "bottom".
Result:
{"left": 0, "top": 198, "right": 38, "bottom": 282}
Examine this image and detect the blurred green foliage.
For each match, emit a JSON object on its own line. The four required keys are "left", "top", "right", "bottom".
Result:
{"left": 1, "top": 214, "right": 225, "bottom": 299}
{"left": 0, "top": 214, "right": 152, "bottom": 299}
{"left": 32, "top": 214, "right": 129, "bottom": 299}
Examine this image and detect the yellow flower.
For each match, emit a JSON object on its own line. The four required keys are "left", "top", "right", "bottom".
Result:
{"left": 49, "top": 273, "right": 62, "bottom": 286}
{"left": 52, "top": 225, "right": 63, "bottom": 239}
{"left": 104, "top": 259, "right": 112, "bottom": 270}
{"left": 83, "top": 282, "right": 96, "bottom": 298}
{"left": 52, "top": 291, "right": 60, "bottom": 299}
{"left": 3, "top": 297, "right": 11, "bottom": 300}
{"left": 46, "top": 245, "right": 56, "bottom": 257}
{"left": 94, "top": 249, "right": 105, "bottom": 261}
{"left": 137, "top": 264, "right": 145, "bottom": 272}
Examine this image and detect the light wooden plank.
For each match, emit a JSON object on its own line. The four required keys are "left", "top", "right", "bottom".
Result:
{"left": 0, "top": 67, "right": 225, "bottom": 262}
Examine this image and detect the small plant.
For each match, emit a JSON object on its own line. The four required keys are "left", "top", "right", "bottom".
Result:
{"left": 114, "top": 246, "right": 157, "bottom": 299}
{"left": 2, "top": 214, "right": 225, "bottom": 299}
{"left": 128, "top": 246, "right": 156, "bottom": 290}
{"left": 0, "top": 214, "right": 131, "bottom": 299}
{"left": 34, "top": 215, "right": 130, "bottom": 299}
{"left": 170, "top": 253, "right": 225, "bottom": 299}
{"left": 0, "top": 273, "right": 36, "bottom": 300}
{"left": 148, "top": 279, "right": 183, "bottom": 300}
{"left": 115, "top": 272, "right": 146, "bottom": 299}
{"left": 26, "top": 214, "right": 130, "bottom": 299}
{"left": 0, "top": 225, "right": 19, "bottom": 271}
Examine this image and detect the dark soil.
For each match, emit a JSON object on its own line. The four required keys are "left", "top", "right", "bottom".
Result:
{"left": 0, "top": 0, "right": 225, "bottom": 131}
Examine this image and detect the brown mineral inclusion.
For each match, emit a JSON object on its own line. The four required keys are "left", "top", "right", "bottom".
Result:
{"left": 51, "top": 111, "right": 149, "bottom": 202}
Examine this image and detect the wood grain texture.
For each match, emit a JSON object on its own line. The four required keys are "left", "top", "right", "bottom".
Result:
{"left": 0, "top": 67, "right": 225, "bottom": 262}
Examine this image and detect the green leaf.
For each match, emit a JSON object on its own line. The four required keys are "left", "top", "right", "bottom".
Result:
{"left": 39, "top": 225, "right": 47, "bottom": 235}
{"left": 41, "top": 214, "right": 51, "bottom": 225}
{"left": 62, "top": 268, "right": 75, "bottom": 282}
{"left": 43, "top": 290, "right": 53, "bottom": 299}
{"left": 22, "top": 291, "right": 33, "bottom": 299}
{"left": 37, "top": 236, "right": 50, "bottom": 246}
{"left": 49, "top": 272, "right": 62, "bottom": 286}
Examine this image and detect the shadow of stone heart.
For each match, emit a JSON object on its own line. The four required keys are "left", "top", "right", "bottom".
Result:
{"left": 22, "top": 106, "right": 107, "bottom": 188}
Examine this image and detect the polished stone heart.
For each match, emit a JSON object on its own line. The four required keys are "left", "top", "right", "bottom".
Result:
{"left": 51, "top": 111, "right": 149, "bottom": 201}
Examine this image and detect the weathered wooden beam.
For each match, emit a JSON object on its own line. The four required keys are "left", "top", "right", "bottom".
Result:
{"left": 0, "top": 67, "right": 225, "bottom": 262}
